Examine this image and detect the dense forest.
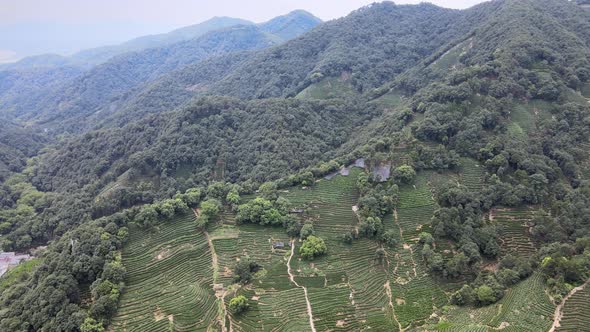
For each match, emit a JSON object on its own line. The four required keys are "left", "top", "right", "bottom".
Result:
{"left": 0, "top": 121, "right": 47, "bottom": 182}
{"left": 0, "top": 10, "right": 321, "bottom": 134}
{"left": 1, "top": 0, "right": 590, "bottom": 331}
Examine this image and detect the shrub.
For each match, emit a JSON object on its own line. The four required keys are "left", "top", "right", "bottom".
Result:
{"left": 233, "top": 258, "right": 261, "bottom": 284}
{"left": 476, "top": 285, "right": 495, "bottom": 305}
{"left": 393, "top": 165, "right": 417, "bottom": 184}
{"left": 228, "top": 295, "right": 249, "bottom": 314}
{"left": 300, "top": 236, "right": 327, "bottom": 260}
{"left": 300, "top": 223, "right": 315, "bottom": 240}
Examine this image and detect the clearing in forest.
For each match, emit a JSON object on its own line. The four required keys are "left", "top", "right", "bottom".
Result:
{"left": 110, "top": 214, "right": 218, "bottom": 332}
{"left": 113, "top": 169, "right": 558, "bottom": 331}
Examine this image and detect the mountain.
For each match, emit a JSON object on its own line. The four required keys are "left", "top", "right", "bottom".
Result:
{"left": 54, "top": 3, "right": 479, "bottom": 131}
{"left": 1, "top": 1, "right": 590, "bottom": 331}
{"left": 0, "top": 17, "right": 253, "bottom": 71}
{"left": 0, "top": 11, "right": 321, "bottom": 71}
{"left": 0, "top": 120, "right": 47, "bottom": 181}
{"left": 0, "top": 10, "right": 322, "bottom": 131}
{"left": 258, "top": 9, "right": 322, "bottom": 40}
{"left": 70, "top": 17, "right": 254, "bottom": 67}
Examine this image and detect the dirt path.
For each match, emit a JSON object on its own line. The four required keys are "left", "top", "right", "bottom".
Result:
{"left": 394, "top": 209, "right": 417, "bottom": 277}
{"left": 193, "top": 208, "right": 231, "bottom": 332}
{"left": 384, "top": 280, "right": 404, "bottom": 331}
{"left": 549, "top": 278, "right": 590, "bottom": 332}
{"left": 287, "top": 239, "right": 317, "bottom": 332}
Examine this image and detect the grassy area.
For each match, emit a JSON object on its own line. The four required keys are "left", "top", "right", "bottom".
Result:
{"left": 110, "top": 214, "right": 218, "bottom": 331}
{"left": 296, "top": 77, "right": 358, "bottom": 100}
{"left": 511, "top": 104, "right": 535, "bottom": 134}
{"left": 557, "top": 286, "right": 590, "bottom": 332}
{"left": 458, "top": 158, "right": 486, "bottom": 191}
{"left": 508, "top": 99, "right": 556, "bottom": 141}
{"left": 0, "top": 258, "right": 41, "bottom": 292}
{"left": 433, "top": 273, "right": 554, "bottom": 332}
{"left": 370, "top": 89, "right": 404, "bottom": 110}
{"left": 491, "top": 207, "right": 539, "bottom": 258}
{"left": 431, "top": 38, "right": 471, "bottom": 71}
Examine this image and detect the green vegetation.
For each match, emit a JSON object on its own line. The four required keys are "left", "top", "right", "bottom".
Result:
{"left": 110, "top": 213, "right": 218, "bottom": 331}
{"left": 228, "top": 295, "right": 249, "bottom": 314}
{"left": 299, "top": 235, "right": 327, "bottom": 260}
{"left": 392, "top": 165, "right": 417, "bottom": 184}
{"left": 557, "top": 286, "right": 590, "bottom": 331}
{"left": 438, "top": 273, "right": 555, "bottom": 331}
{"left": 2, "top": 0, "right": 590, "bottom": 330}
{"left": 0, "top": 258, "right": 41, "bottom": 291}
{"left": 296, "top": 77, "right": 358, "bottom": 100}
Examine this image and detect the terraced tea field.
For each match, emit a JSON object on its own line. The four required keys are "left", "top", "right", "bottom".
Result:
{"left": 111, "top": 213, "right": 219, "bottom": 332}
{"left": 431, "top": 273, "right": 555, "bottom": 332}
{"left": 491, "top": 207, "right": 539, "bottom": 258}
{"left": 114, "top": 169, "right": 559, "bottom": 331}
{"left": 458, "top": 158, "right": 486, "bottom": 191}
{"left": 295, "top": 76, "right": 358, "bottom": 100}
{"left": 554, "top": 280, "right": 590, "bottom": 332}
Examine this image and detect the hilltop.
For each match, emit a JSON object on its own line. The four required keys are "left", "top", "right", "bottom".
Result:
{"left": 0, "top": 10, "right": 323, "bottom": 132}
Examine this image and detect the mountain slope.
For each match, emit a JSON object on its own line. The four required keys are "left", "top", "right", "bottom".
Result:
{"left": 2, "top": 1, "right": 590, "bottom": 332}
{"left": 1, "top": 11, "right": 322, "bottom": 132}
{"left": 71, "top": 2, "right": 482, "bottom": 131}
{"left": 0, "top": 121, "right": 47, "bottom": 181}
{"left": 258, "top": 9, "right": 322, "bottom": 40}
{"left": 71, "top": 17, "right": 254, "bottom": 67}
{"left": 0, "top": 17, "right": 254, "bottom": 71}
{"left": 27, "top": 25, "right": 277, "bottom": 127}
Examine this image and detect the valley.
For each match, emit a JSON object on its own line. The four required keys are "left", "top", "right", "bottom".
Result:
{"left": 1, "top": 0, "right": 590, "bottom": 331}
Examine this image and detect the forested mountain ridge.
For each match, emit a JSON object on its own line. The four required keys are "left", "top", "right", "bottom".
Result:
{"left": 51, "top": 2, "right": 490, "bottom": 132}
{"left": 0, "top": 10, "right": 322, "bottom": 132}
{"left": 0, "top": 121, "right": 47, "bottom": 182}
{"left": 70, "top": 17, "right": 254, "bottom": 68}
{"left": 1, "top": 0, "right": 590, "bottom": 331}
{"left": 0, "top": 16, "right": 253, "bottom": 71}
{"left": 21, "top": 25, "right": 278, "bottom": 127}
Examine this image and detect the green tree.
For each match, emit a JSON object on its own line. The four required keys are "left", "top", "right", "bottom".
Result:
{"left": 228, "top": 295, "right": 249, "bottom": 314}
{"left": 476, "top": 285, "right": 495, "bottom": 305}
{"left": 393, "top": 165, "right": 416, "bottom": 184}
{"left": 419, "top": 232, "right": 434, "bottom": 245}
{"left": 179, "top": 188, "right": 201, "bottom": 207}
{"left": 381, "top": 230, "right": 398, "bottom": 248}
{"left": 300, "top": 235, "right": 327, "bottom": 260}
{"left": 197, "top": 199, "right": 221, "bottom": 226}
{"left": 233, "top": 258, "right": 261, "bottom": 284}
{"left": 300, "top": 223, "right": 315, "bottom": 239}
{"left": 451, "top": 284, "right": 476, "bottom": 305}
{"left": 226, "top": 189, "right": 240, "bottom": 211}
{"left": 80, "top": 317, "right": 105, "bottom": 332}
{"left": 259, "top": 182, "right": 278, "bottom": 201}
{"left": 134, "top": 205, "right": 158, "bottom": 228}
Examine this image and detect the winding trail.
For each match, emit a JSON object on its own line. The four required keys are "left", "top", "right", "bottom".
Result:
{"left": 549, "top": 278, "right": 590, "bottom": 332}
{"left": 287, "top": 239, "right": 317, "bottom": 332}
{"left": 384, "top": 280, "right": 404, "bottom": 331}
{"left": 193, "top": 208, "right": 231, "bottom": 332}
{"left": 394, "top": 209, "right": 417, "bottom": 277}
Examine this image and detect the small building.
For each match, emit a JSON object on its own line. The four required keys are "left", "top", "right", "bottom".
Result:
{"left": 289, "top": 209, "right": 305, "bottom": 214}
{"left": 272, "top": 242, "right": 286, "bottom": 249}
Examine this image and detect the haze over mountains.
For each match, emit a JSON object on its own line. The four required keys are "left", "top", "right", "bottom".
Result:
{"left": 0, "top": 10, "right": 322, "bottom": 130}
{"left": 1, "top": 1, "right": 590, "bottom": 331}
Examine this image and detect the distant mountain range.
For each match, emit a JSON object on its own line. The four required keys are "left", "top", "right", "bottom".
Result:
{"left": 1, "top": 10, "right": 321, "bottom": 71}
{"left": 0, "top": 10, "right": 322, "bottom": 132}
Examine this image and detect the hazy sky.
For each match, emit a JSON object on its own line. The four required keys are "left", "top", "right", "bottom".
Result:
{"left": 0, "top": 0, "right": 487, "bottom": 62}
